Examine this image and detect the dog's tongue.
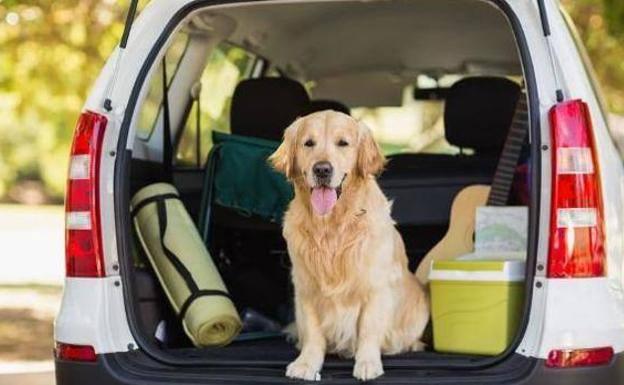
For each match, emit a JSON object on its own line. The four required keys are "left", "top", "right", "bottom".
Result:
{"left": 310, "top": 187, "right": 338, "bottom": 216}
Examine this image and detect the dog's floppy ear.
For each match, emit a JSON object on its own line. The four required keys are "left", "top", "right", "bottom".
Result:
{"left": 356, "top": 121, "right": 385, "bottom": 178}
{"left": 269, "top": 118, "right": 302, "bottom": 179}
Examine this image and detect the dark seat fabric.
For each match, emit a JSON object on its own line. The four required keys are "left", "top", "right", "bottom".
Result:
{"left": 230, "top": 77, "right": 310, "bottom": 141}
{"left": 381, "top": 155, "right": 498, "bottom": 225}
{"left": 444, "top": 77, "right": 521, "bottom": 155}
{"left": 380, "top": 164, "right": 493, "bottom": 225}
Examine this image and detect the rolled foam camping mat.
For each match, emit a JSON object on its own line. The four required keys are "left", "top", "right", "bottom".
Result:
{"left": 131, "top": 183, "right": 241, "bottom": 347}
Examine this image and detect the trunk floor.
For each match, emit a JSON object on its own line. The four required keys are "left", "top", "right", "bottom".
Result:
{"left": 168, "top": 336, "right": 485, "bottom": 368}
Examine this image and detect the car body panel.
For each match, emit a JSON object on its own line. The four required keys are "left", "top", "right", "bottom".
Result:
{"left": 538, "top": 278, "right": 624, "bottom": 358}
{"left": 55, "top": 277, "right": 136, "bottom": 354}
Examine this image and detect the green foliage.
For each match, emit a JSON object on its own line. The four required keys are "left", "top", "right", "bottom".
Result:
{"left": 562, "top": 0, "right": 624, "bottom": 114}
{"left": 603, "top": 0, "right": 624, "bottom": 38}
{"left": 0, "top": 0, "right": 145, "bottom": 199}
{"left": 176, "top": 43, "right": 257, "bottom": 166}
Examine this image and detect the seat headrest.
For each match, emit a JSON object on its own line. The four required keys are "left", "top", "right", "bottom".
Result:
{"left": 444, "top": 77, "right": 521, "bottom": 153}
{"left": 305, "top": 99, "right": 351, "bottom": 115}
{"left": 230, "top": 78, "right": 310, "bottom": 141}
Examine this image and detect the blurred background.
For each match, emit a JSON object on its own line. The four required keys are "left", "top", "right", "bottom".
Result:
{"left": 0, "top": 0, "right": 622, "bottom": 383}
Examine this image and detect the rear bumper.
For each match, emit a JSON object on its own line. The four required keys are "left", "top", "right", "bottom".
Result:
{"left": 55, "top": 351, "right": 624, "bottom": 385}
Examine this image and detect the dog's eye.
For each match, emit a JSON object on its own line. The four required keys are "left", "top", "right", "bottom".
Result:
{"left": 304, "top": 139, "right": 316, "bottom": 147}
{"left": 337, "top": 139, "right": 349, "bottom": 147}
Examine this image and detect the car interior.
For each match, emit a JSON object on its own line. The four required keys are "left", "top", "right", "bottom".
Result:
{"left": 126, "top": 0, "right": 533, "bottom": 369}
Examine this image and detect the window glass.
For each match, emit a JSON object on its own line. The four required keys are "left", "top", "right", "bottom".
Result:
{"left": 176, "top": 43, "right": 256, "bottom": 167}
{"left": 353, "top": 75, "right": 523, "bottom": 155}
{"left": 352, "top": 96, "right": 454, "bottom": 156}
{"left": 264, "top": 65, "right": 283, "bottom": 78}
{"left": 352, "top": 75, "right": 460, "bottom": 155}
{"left": 136, "top": 32, "right": 189, "bottom": 140}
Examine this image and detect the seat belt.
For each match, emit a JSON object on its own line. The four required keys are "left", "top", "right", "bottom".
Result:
{"left": 162, "top": 59, "right": 173, "bottom": 181}
{"left": 486, "top": 94, "right": 529, "bottom": 206}
{"left": 190, "top": 82, "right": 203, "bottom": 168}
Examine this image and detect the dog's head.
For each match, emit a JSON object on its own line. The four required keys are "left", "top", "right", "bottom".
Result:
{"left": 270, "top": 110, "right": 385, "bottom": 216}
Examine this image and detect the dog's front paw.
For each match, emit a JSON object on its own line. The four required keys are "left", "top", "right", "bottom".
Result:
{"left": 353, "top": 358, "right": 384, "bottom": 381}
{"left": 286, "top": 359, "right": 321, "bottom": 381}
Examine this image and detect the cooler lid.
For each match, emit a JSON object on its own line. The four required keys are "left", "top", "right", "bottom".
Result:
{"left": 429, "top": 260, "right": 525, "bottom": 282}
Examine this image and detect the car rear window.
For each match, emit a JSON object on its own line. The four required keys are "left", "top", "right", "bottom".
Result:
{"left": 136, "top": 32, "right": 189, "bottom": 141}
{"left": 175, "top": 43, "right": 257, "bottom": 167}
{"left": 352, "top": 75, "right": 464, "bottom": 155}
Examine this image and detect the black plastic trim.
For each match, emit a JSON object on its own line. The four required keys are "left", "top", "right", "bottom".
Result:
{"left": 120, "top": 0, "right": 140, "bottom": 49}
{"left": 114, "top": 0, "right": 541, "bottom": 374}
{"left": 536, "top": 0, "right": 551, "bottom": 36}
{"left": 56, "top": 352, "right": 541, "bottom": 385}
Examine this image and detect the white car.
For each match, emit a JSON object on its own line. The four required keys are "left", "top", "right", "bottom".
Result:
{"left": 54, "top": 0, "right": 624, "bottom": 384}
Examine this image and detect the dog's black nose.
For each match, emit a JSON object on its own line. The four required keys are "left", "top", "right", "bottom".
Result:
{"left": 313, "top": 161, "right": 333, "bottom": 180}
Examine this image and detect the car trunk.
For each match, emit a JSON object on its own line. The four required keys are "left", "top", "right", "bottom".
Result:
{"left": 115, "top": 0, "right": 541, "bottom": 380}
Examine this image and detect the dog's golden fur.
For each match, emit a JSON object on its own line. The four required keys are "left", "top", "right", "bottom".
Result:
{"left": 270, "top": 110, "right": 429, "bottom": 381}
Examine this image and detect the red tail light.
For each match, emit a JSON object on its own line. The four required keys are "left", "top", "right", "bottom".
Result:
{"left": 548, "top": 100, "right": 605, "bottom": 278}
{"left": 65, "top": 111, "right": 107, "bottom": 277}
{"left": 55, "top": 342, "right": 97, "bottom": 362}
{"left": 546, "top": 346, "right": 613, "bottom": 368}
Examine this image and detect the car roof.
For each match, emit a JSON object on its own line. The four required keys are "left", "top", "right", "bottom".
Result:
{"left": 205, "top": 0, "right": 521, "bottom": 106}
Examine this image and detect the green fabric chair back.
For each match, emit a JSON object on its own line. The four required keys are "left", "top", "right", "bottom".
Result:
{"left": 211, "top": 132, "right": 293, "bottom": 223}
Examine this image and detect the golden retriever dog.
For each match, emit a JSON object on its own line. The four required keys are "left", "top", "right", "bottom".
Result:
{"left": 270, "top": 110, "right": 429, "bottom": 381}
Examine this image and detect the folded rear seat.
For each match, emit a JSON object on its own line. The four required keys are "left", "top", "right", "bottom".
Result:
{"left": 380, "top": 77, "right": 521, "bottom": 226}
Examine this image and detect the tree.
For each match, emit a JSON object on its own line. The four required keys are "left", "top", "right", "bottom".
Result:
{"left": 0, "top": 1, "right": 146, "bottom": 200}
{"left": 562, "top": 0, "right": 624, "bottom": 114}
{"left": 603, "top": 0, "right": 624, "bottom": 39}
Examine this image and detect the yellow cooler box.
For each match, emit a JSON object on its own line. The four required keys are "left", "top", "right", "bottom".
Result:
{"left": 429, "top": 260, "right": 525, "bottom": 356}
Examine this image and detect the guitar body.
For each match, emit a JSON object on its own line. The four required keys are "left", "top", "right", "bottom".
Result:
{"left": 415, "top": 185, "right": 490, "bottom": 285}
